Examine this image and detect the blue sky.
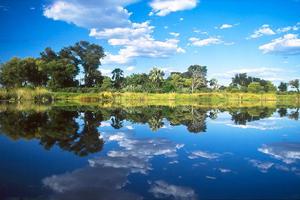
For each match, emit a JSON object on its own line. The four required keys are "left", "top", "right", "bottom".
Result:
{"left": 1, "top": 0, "right": 300, "bottom": 85}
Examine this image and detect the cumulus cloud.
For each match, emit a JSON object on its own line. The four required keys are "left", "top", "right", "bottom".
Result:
{"left": 149, "top": 180, "right": 197, "bottom": 200}
{"left": 217, "top": 23, "right": 238, "bottom": 30}
{"left": 276, "top": 22, "right": 300, "bottom": 33}
{"left": 43, "top": 0, "right": 136, "bottom": 29}
{"left": 45, "top": 1, "right": 185, "bottom": 64}
{"left": 189, "top": 37, "right": 224, "bottom": 47}
{"left": 90, "top": 22, "right": 185, "bottom": 64}
{"left": 149, "top": 0, "right": 198, "bottom": 16}
{"left": 249, "top": 24, "right": 276, "bottom": 39}
{"left": 259, "top": 34, "right": 300, "bottom": 55}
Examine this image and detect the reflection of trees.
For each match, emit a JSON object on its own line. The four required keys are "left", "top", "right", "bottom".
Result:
{"left": 277, "top": 108, "right": 299, "bottom": 120}
{"left": 0, "top": 109, "right": 104, "bottom": 157}
{"left": 148, "top": 115, "right": 164, "bottom": 131}
{"left": 289, "top": 108, "right": 299, "bottom": 120}
{"left": 278, "top": 108, "right": 288, "bottom": 117}
{"left": 110, "top": 109, "right": 125, "bottom": 129}
{"left": 230, "top": 107, "right": 275, "bottom": 125}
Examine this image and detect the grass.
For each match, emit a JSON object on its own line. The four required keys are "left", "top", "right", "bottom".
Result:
{"left": 0, "top": 88, "right": 299, "bottom": 107}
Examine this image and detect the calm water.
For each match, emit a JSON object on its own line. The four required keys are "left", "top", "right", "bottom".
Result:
{"left": 0, "top": 105, "right": 300, "bottom": 200}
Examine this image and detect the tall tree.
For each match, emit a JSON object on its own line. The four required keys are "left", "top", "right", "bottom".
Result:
{"left": 149, "top": 68, "right": 165, "bottom": 87}
{"left": 209, "top": 78, "right": 219, "bottom": 90}
{"left": 289, "top": 79, "right": 300, "bottom": 93}
{"left": 40, "top": 48, "right": 79, "bottom": 88}
{"left": 278, "top": 82, "right": 288, "bottom": 92}
{"left": 0, "top": 57, "right": 24, "bottom": 87}
{"left": 186, "top": 65, "right": 207, "bottom": 93}
{"left": 70, "top": 41, "right": 105, "bottom": 87}
{"left": 111, "top": 68, "right": 124, "bottom": 89}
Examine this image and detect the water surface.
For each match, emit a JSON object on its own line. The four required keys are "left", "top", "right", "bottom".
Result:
{"left": 0, "top": 105, "right": 299, "bottom": 199}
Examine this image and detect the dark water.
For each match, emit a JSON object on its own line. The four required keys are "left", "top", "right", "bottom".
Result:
{"left": 0, "top": 105, "right": 300, "bottom": 200}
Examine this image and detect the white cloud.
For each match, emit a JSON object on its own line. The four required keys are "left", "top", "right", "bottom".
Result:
{"left": 169, "top": 32, "right": 180, "bottom": 37}
{"left": 91, "top": 22, "right": 185, "bottom": 64}
{"left": 189, "top": 37, "right": 223, "bottom": 47}
{"left": 149, "top": 180, "right": 197, "bottom": 200}
{"left": 219, "top": 24, "right": 233, "bottom": 29}
{"left": 249, "top": 24, "right": 276, "bottom": 39}
{"left": 126, "top": 66, "right": 135, "bottom": 71}
{"left": 276, "top": 22, "right": 300, "bottom": 33}
{"left": 43, "top": 0, "right": 136, "bottom": 29}
{"left": 259, "top": 34, "right": 300, "bottom": 55}
{"left": 149, "top": 0, "right": 198, "bottom": 16}
{"left": 99, "top": 68, "right": 112, "bottom": 76}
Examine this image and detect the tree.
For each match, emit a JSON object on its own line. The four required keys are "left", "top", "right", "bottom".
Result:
{"left": 0, "top": 57, "right": 47, "bottom": 88}
{"left": 111, "top": 68, "right": 124, "bottom": 89}
{"left": 40, "top": 48, "right": 79, "bottom": 88}
{"left": 264, "top": 81, "right": 277, "bottom": 93}
{"left": 40, "top": 60, "right": 79, "bottom": 88}
{"left": 101, "top": 77, "right": 113, "bottom": 91}
{"left": 289, "top": 79, "right": 299, "bottom": 93}
{"left": 248, "top": 82, "right": 263, "bottom": 93}
{"left": 168, "top": 73, "right": 185, "bottom": 90}
{"left": 149, "top": 68, "right": 165, "bottom": 87}
{"left": 209, "top": 78, "right": 219, "bottom": 90}
{"left": 278, "top": 82, "right": 288, "bottom": 92}
{"left": 0, "top": 57, "right": 24, "bottom": 87}
{"left": 187, "top": 65, "right": 207, "bottom": 93}
{"left": 232, "top": 73, "right": 251, "bottom": 87}
{"left": 70, "top": 41, "right": 105, "bottom": 87}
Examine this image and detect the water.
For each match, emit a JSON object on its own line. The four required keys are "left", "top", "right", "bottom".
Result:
{"left": 0, "top": 105, "right": 299, "bottom": 199}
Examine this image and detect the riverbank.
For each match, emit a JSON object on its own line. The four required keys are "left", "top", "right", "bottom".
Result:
{"left": 0, "top": 88, "right": 299, "bottom": 107}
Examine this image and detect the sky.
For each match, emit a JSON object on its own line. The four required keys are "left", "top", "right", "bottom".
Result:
{"left": 0, "top": 0, "right": 300, "bottom": 85}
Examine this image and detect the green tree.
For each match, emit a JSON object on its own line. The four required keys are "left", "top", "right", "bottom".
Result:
{"left": 0, "top": 57, "right": 47, "bottom": 88}
{"left": 186, "top": 65, "right": 207, "bottom": 93}
{"left": 247, "top": 82, "right": 263, "bottom": 93}
{"left": 40, "top": 60, "right": 79, "bottom": 88}
{"left": 264, "top": 81, "right": 277, "bottom": 93}
{"left": 168, "top": 73, "right": 185, "bottom": 90}
{"left": 70, "top": 41, "right": 105, "bottom": 87}
{"left": 278, "top": 82, "right": 288, "bottom": 92}
{"left": 289, "top": 79, "right": 300, "bottom": 93}
{"left": 101, "top": 76, "right": 113, "bottom": 91}
{"left": 209, "top": 78, "right": 219, "bottom": 90}
{"left": 40, "top": 48, "right": 79, "bottom": 88}
{"left": 111, "top": 68, "right": 124, "bottom": 89}
{"left": 149, "top": 68, "right": 165, "bottom": 87}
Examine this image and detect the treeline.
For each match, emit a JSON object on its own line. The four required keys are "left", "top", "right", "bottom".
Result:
{"left": 0, "top": 41, "right": 299, "bottom": 93}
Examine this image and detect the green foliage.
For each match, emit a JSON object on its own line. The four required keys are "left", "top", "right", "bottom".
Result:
{"left": 111, "top": 68, "right": 124, "bottom": 89}
{"left": 70, "top": 41, "right": 105, "bottom": 87}
{"left": 278, "top": 82, "right": 288, "bottom": 92}
{"left": 101, "top": 77, "right": 113, "bottom": 91}
{"left": 289, "top": 79, "right": 300, "bottom": 92}
{"left": 149, "top": 68, "right": 165, "bottom": 87}
{"left": 247, "top": 82, "right": 263, "bottom": 93}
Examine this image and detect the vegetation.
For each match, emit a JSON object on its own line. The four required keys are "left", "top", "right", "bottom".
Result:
{"left": 0, "top": 41, "right": 299, "bottom": 102}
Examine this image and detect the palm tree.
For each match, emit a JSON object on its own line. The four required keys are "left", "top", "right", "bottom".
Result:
{"left": 149, "top": 67, "right": 165, "bottom": 87}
